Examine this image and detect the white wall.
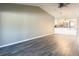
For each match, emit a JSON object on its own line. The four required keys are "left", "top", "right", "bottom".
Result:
{"left": 38, "top": 4, "right": 79, "bottom": 31}
{"left": 0, "top": 4, "right": 54, "bottom": 47}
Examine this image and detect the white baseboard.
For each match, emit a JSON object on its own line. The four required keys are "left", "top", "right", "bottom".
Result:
{"left": 0, "top": 33, "right": 53, "bottom": 48}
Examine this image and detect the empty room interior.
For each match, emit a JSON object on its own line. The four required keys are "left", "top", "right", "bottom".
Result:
{"left": 0, "top": 3, "right": 79, "bottom": 56}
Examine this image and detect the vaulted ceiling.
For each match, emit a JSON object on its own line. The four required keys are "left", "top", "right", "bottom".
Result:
{"left": 20, "top": 3, "right": 79, "bottom": 19}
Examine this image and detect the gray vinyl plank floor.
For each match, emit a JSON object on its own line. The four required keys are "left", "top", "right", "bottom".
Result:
{"left": 0, "top": 34, "right": 78, "bottom": 56}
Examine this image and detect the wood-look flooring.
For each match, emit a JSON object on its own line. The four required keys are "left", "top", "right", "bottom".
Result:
{"left": 0, "top": 34, "right": 79, "bottom": 56}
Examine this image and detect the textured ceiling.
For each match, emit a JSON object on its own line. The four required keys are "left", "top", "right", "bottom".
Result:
{"left": 19, "top": 3, "right": 79, "bottom": 19}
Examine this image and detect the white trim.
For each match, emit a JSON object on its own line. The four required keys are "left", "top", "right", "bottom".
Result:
{"left": 0, "top": 33, "right": 53, "bottom": 48}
